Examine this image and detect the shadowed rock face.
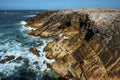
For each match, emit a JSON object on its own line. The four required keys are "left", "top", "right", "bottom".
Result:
{"left": 26, "top": 9, "right": 120, "bottom": 80}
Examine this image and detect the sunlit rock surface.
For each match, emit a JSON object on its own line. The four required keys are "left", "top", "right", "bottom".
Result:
{"left": 26, "top": 9, "right": 120, "bottom": 80}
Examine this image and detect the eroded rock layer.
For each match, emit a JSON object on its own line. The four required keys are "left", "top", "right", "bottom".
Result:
{"left": 26, "top": 9, "right": 120, "bottom": 80}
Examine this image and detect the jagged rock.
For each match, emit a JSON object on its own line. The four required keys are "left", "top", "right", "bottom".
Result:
{"left": 28, "top": 29, "right": 34, "bottom": 35}
{"left": 5, "top": 55, "right": 15, "bottom": 61}
{"left": 25, "top": 10, "right": 59, "bottom": 28}
{"left": 16, "top": 56, "right": 22, "bottom": 60}
{"left": 0, "top": 55, "right": 15, "bottom": 64}
{"left": 30, "top": 47, "right": 40, "bottom": 57}
{"left": 33, "top": 61, "right": 38, "bottom": 65}
{"left": 46, "top": 63, "right": 52, "bottom": 68}
{"left": 43, "top": 60, "right": 46, "bottom": 64}
{"left": 26, "top": 9, "right": 120, "bottom": 80}
{"left": 0, "top": 59, "right": 6, "bottom": 64}
{"left": 43, "top": 69, "right": 48, "bottom": 75}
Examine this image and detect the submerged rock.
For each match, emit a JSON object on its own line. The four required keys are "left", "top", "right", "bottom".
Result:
{"left": 30, "top": 47, "right": 40, "bottom": 57}
{"left": 36, "top": 40, "right": 44, "bottom": 45}
{"left": 26, "top": 9, "right": 120, "bottom": 80}
{"left": 0, "top": 59, "right": 6, "bottom": 64}
{"left": 0, "top": 55, "right": 15, "bottom": 64}
{"left": 16, "top": 56, "right": 22, "bottom": 60}
{"left": 5, "top": 55, "right": 15, "bottom": 61}
{"left": 33, "top": 61, "right": 38, "bottom": 65}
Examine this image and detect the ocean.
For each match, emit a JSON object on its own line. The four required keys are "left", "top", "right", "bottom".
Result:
{"left": 0, "top": 10, "right": 55, "bottom": 80}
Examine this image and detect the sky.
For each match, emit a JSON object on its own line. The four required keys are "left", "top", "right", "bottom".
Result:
{"left": 0, "top": 0, "right": 120, "bottom": 10}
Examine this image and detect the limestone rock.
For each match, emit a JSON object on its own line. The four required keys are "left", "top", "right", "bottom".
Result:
{"left": 26, "top": 9, "right": 120, "bottom": 80}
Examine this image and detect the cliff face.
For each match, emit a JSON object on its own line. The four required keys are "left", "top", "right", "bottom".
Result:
{"left": 25, "top": 9, "right": 120, "bottom": 80}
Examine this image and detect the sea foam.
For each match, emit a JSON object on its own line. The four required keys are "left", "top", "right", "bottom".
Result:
{"left": 0, "top": 20, "right": 54, "bottom": 78}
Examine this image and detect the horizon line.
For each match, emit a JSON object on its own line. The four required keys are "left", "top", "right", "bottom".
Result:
{"left": 0, "top": 8, "right": 120, "bottom": 11}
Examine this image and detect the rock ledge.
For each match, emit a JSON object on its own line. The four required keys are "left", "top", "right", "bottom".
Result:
{"left": 26, "top": 9, "right": 120, "bottom": 80}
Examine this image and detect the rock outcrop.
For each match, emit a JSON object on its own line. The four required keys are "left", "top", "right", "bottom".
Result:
{"left": 0, "top": 55, "right": 15, "bottom": 64}
{"left": 16, "top": 56, "right": 22, "bottom": 60}
{"left": 29, "top": 47, "right": 40, "bottom": 57}
{"left": 26, "top": 9, "right": 120, "bottom": 80}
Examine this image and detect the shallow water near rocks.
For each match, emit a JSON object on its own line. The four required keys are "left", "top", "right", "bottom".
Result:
{"left": 0, "top": 10, "right": 56, "bottom": 80}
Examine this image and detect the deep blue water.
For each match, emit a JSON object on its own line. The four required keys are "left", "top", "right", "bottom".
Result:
{"left": 0, "top": 10, "right": 55, "bottom": 80}
{"left": 0, "top": 10, "right": 37, "bottom": 47}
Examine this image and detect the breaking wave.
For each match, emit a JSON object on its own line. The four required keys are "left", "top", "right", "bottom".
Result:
{"left": 0, "top": 15, "right": 54, "bottom": 79}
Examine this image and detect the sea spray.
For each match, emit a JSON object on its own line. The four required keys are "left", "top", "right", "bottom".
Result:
{"left": 0, "top": 11, "right": 55, "bottom": 79}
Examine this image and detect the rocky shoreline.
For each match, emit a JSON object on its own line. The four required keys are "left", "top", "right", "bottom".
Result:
{"left": 25, "top": 9, "right": 120, "bottom": 80}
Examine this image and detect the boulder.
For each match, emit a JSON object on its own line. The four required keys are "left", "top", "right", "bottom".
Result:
{"left": 0, "top": 59, "right": 6, "bottom": 64}
{"left": 33, "top": 61, "right": 38, "bottom": 65}
{"left": 5, "top": 55, "right": 15, "bottom": 61}
{"left": 0, "top": 55, "right": 15, "bottom": 64}
{"left": 16, "top": 56, "right": 22, "bottom": 60}
{"left": 30, "top": 47, "right": 40, "bottom": 57}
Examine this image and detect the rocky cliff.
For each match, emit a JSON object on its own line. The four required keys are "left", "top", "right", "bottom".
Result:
{"left": 25, "top": 9, "right": 120, "bottom": 80}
